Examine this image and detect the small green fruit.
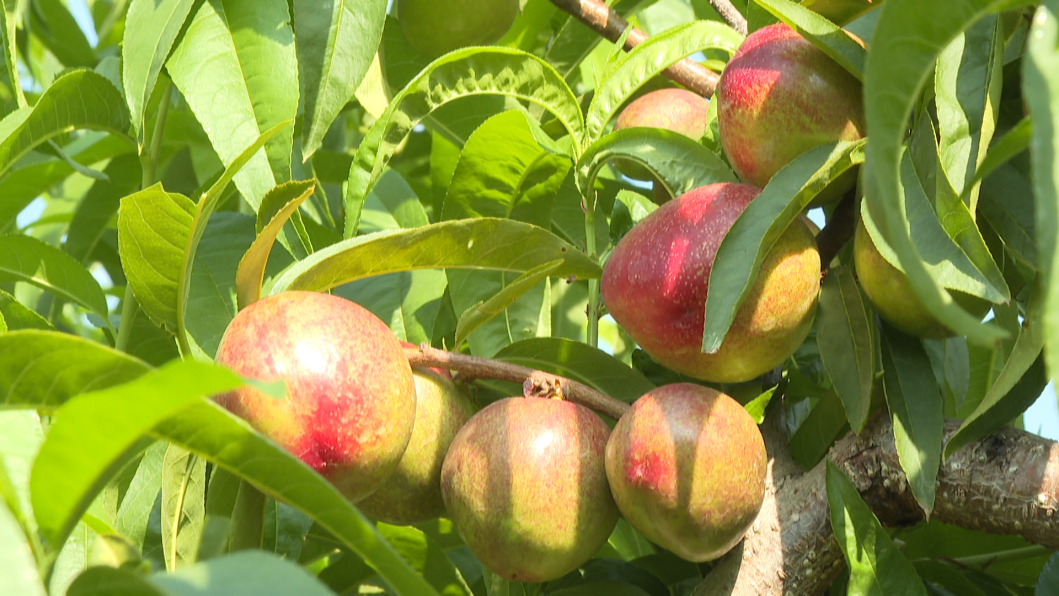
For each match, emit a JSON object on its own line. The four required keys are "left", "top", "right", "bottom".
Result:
{"left": 441, "top": 397, "right": 618, "bottom": 582}
{"left": 357, "top": 356, "right": 476, "bottom": 525}
{"left": 398, "top": 0, "right": 519, "bottom": 59}
{"left": 214, "top": 292, "right": 416, "bottom": 504}
{"left": 613, "top": 88, "right": 711, "bottom": 181}
{"left": 606, "top": 383, "right": 767, "bottom": 562}
{"left": 853, "top": 220, "right": 990, "bottom": 338}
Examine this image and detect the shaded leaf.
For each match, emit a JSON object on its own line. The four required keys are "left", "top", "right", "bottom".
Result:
{"left": 1039, "top": 553, "right": 1059, "bottom": 596}
{"left": 116, "top": 441, "right": 167, "bottom": 552}
{"left": 294, "top": 0, "right": 387, "bottom": 159}
{"left": 0, "top": 234, "right": 111, "bottom": 328}
{"left": 0, "top": 70, "right": 133, "bottom": 178}
{"left": 455, "top": 260, "right": 564, "bottom": 349}
{"left": 703, "top": 140, "right": 864, "bottom": 354}
{"left": 161, "top": 445, "right": 207, "bottom": 571}
{"left": 880, "top": 324, "right": 943, "bottom": 516}
{"left": 966, "top": 116, "right": 1032, "bottom": 198}
{"left": 817, "top": 266, "right": 875, "bottom": 432}
{"left": 237, "top": 180, "right": 315, "bottom": 309}
{"left": 64, "top": 154, "right": 143, "bottom": 264}
{"left": 0, "top": 289, "right": 52, "bottom": 331}
{"left": 789, "top": 389, "right": 849, "bottom": 469}
{"left": 122, "top": 0, "right": 196, "bottom": 134}
{"left": 377, "top": 523, "right": 472, "bottom": 596}
{"left": 826, "top": 461, "right": 928, "bottom": 596}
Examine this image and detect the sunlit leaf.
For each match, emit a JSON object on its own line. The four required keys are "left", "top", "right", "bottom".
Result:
{"left": 122, "top": 0, "right": 196, "bottom": 134}
{"left": 236, "top": 180, "right": 316, "bottom": 309}
{"left": 161, "top": 444, "right": 207, "bottom": 571}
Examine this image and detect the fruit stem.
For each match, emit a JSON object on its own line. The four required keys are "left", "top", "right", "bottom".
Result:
{"left": 546, "top": 0, "right": 720, "bottom": 97}
{"left": 585, "top": 199, "right": 600, "bottom": 348}
{"left": 405, "top": 344, "right": 630, "bottom": 419}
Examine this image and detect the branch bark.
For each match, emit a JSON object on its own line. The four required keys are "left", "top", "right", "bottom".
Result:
{"left": 694, "top": 413, "right": 1059, "bottom": 595}
{"left": 547, "top": 0, "right": 721, "bottom": 97}
{"left": 708, "top": 0, "right": 748, "bottom": 36}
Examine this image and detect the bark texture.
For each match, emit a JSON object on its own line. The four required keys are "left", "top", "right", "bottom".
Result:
{"left": 693, "top": 413, "right": 1059, "bottom": 595}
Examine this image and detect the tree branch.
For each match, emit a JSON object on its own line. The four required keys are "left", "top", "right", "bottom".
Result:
{"left": 708, "top": 0, "right": 748, "bottom": 36}
{"left": 404, "top": 344, "right": 630, "bottom": 420}
{"left": 694, "top": 414, "right": 1059, "bottom": 595}
{"left": 547, "top": 0, "right": 721, "bottom": 97}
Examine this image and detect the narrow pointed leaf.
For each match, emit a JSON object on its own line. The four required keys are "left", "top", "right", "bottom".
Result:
{"left": 753, "top": 0, "right": 867, "bottom": 80}
{"left": 584, "top": 21, "right": 743, "bottom": 142}
{"left": 826, "top": 461, "right": 929, "bottom": 596}
{"left": 117, "top": 184, "right": 196, "bottom": 331}
{"left": 294, "top": 0, "right": 387, "bottom": 159}
{"left": 864, "top": 0, "right": 1011, "bottom": 346}
{"left": 122, "top": 0, "right": 196, "bottom": 134}
{"left": 116, "top": 441, "right": 168, "bottom": 552}
{"left": 880, "top": 324, "right": 943, "bottom": 516}
{"left": 167, "top": 0, "right": 299, "bottom": 209}
{"left": 271, "top": 219, "right": 601, "bottom": 294}
{"left": 818, "top": 266, "right": 876, "bottom": 432}
{"left": 966, "top": 116, "right": 1032, "bottom": 198}
{"left": 455, "top": 260, "right": 564, "bottom": 349}
{"left": 1024, "top": 1, "right": 1059, "bottom": 384}
{"left": 376, "top": 523, "right": 473, "bottom": 596}
{"left": 154, "top": 400, "right": 440, "bottom": 595}
{"left": 64, "top": 154, "right": 143, "bottom": 265}
{"left": 0, "top": 235, "right": 111, "bottom": 329}
{"left": 935, "top": 15, "right": 1003, "bottom": 205}
{"left": 1039, "top": 553, "right": 1059, "bottom": 596}
{"left": 576, "top": 128, "right": 737, "bottom": 211}
{"left": 30, "top": 361, "right": 244, "bottom": 554}
{"left": 161, "top": 445, "right": 207, "bottom": 571}
{"left": 0, "top": 70, "right": 133, "bottom": 178}
{"left": 236, "top": 180, "right": 316, "bottom": 310}
{"left": 344, "top": 47, "right": 584, "bottom": 238}
{"left": 0, "top": 487, "right": 45, "bottom": 596}
{"left": 702, "top": 140, "right": 864, "bottom": 354}
{"left": 0, "top": 0, "right": 24, "bottom": 108}
{"left": 946, "top": 284, "right": 1048, "bottom": 458}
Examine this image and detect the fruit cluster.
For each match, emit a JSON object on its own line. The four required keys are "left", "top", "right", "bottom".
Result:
{"left": 214, "top": 292, "right": 766, "bottom": 582}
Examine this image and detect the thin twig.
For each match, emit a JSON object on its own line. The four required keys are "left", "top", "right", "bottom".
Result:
{"left": 709, "top": 0, "right": 748, "bottom": 36}
{"left": 405, "top": 344, "right": 630, "bottom": 420}
{"left": 547, "top": 0, "right": 720, "bottom": 97}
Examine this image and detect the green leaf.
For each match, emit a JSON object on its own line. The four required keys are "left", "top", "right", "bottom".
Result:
{"left": 702, "top": 140, "right": 864, "bottom": 354}
{"left": 946, "top": 283, "right": 1047, "bottom": 458}
{"left": 152, "top": 551, "right": 336, "bottom": 595}
{"left": 377, "top": 523, "right": 473, "bottom": 596}
{"left": 344, "top": 47, "right": 584, "bottom": 238}
{"left": 880, "top": 323, "right": 943, "bottom": 516}
{"left": 575, "top": 128, "right": 737, "bottom": 211}
{"left": 0, "top": 288, "right": 52, "bottom": 331}
{"left": 789, "top": 388, "right": 849, "bottom": 469}
{"left": 271, "top": 218, "right": 601, "bottom": 294}
{"left": 228, "top": 481, "right": 266, "bottom": 552}
{"left": 161, "top": 445, "right": 207, "bottom": 571}
{"left": 167, "top": 0, "right": 299, "bottom": 209}
{"left": 1039, "top": 553, "right": 1059, "bottom": 596}
{"left": 0, "top": 70, "right": 133, "bottom": 178}
{"left": 753, "top": 0, "right": 868, "bottom": 80}
{"left": 176, "top": 123, "right": 292, "bottom": 353}
{"left": 122, "top": 0, "right": 196, "bottom": 134}
{"left": 863, "top": 0, "right": 1011, "bottom": 346}
{"left": 236, "top": 180, "right": 316, "bottom": 309}
{"left": 826, "top": 461, "right": 929, "bottom": 596}
{"left": 609, "top": 190, "right": 657, "bottom": 244}
{"left": 0, "top": 491, "right": 44, "bottom": 596}
{"left": 116, "top": 441, "right": 167, "bottom": 552}
{"left": 68, "top": 567, "right": 164, "bottom": 596}
{"left": 909, "top": 111, "right": 1010, "bottom": 304}
{"left": 118, "top": 184, "right": 196, "bottom": 332}
{"left": 29, "top": 361, "right": 243, "bottom": 555}
{"left": 153, "top": 400, "right": 440, "bottom": 595}
{"left": 966, "top": 116, "right": 1032, "bottom": 198}
{"left": 0, "top": 0, "right": 24, "bottom": 108}
{"left": 860, "top": 151, "right": 1009, "bottom": 303}
{"left": 0, "top": 235, "right": 112, "bottom": 330}
{"left": 455, "top": 260, "right": 564, "bottom": 349}
{"left": 294, "top": 0, "right": 387, "bottom": 159}
{"left": 935, "top": 14, "right": 1003, "bottom": 207}
{"left": 0, "top": 331, "right": 150, "bottom": 410}
{"left": 818, "top": 266, "right": 876, "bottom": 432}
{"left": 32, "top": 0, "right": 97, "bottom": 68}
{"left": 64, "top": 154, "right": 143, "bottom": 265}
{"left": 1024, "top": 1, "right": 1059, "bottom": 386}
{"left": 584, "top": 20, "right": 743, "bottom": 143}
{"left": 493, "top": 338, "right": 655, "bottom": 404}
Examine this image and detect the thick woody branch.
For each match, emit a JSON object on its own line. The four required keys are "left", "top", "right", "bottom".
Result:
{"left": 694, "top": 414, "right": 1059, "bottom": 595}
{"left": 404, "top": 344, "right": 630, "bottom": 420}
{"left": 547, "top": 0, "right": 721, "bottom": 97}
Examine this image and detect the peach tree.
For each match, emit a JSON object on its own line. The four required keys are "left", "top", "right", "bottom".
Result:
{"left": 0, "top": 0, "right": 1057, "bottom": 594}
